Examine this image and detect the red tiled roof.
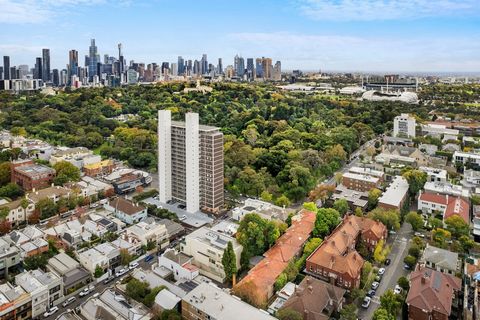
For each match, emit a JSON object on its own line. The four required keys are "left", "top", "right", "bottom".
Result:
{"left": 444, "top": 197, "right": 470, "bottom": 224}
{"left": 419, "top": 192, "right": 448, "bottom": 205}
{"left": 233, "top": 209, "right": 316, "bottom": 306}
{"left": 407, "top": 267, "right": 461, "bottom": 317}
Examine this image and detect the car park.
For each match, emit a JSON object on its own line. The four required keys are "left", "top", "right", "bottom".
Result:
{"left": 378, "top": 268, "right": 385, "bottom": 275}
{"left": 44, "top": 306, "right": 59, "bottom": 318}
{"left": 394, "top": 285, "right": 402, "bottom": 295}
{"left": 361, "top": 297, "right": 371, "bottom": 308}
{"left": 62, "top": 297, "right": 76, "bottom": 307}
{"left": 371, "top": 281, "right": 379, "bottom": 290}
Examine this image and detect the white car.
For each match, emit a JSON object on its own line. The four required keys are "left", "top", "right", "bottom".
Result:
{"left": 378, "top": 268, "right": 386, "bottom": 275}
{"left": 371, "top": 281, "right": 380, "bottom": 290}
{"left": 394, "top": 285, "right": 403, "bottom": 295}
{"left": 115, "top": 268, "right": 127, "bottom": 277}
{"left": 129, "top": 262, "right": 139, "bottom": 270}
{"left": 44, "top": 306, "right": 59, "bottom": 318}
{"left": 179, "top": 215, "right": 187, "bottom": 221}
{"left": 62, "top": 296, "right": 76, "bottom": 307}
{"left": 361, "top": 297, "right": 371, "bottom": 308}
{"left": 79, "top": 287, "right": 90, "bottom": 297}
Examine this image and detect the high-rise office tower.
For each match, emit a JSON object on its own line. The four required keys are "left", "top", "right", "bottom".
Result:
{"left": 68, "top": 50, "right": 78, "bottom": 78}
{"left": 118, "top": 43, "right": 124, "bottom": 76}
{"left": 158, "top": 110, "right": 224, "bottom": 214}
{"left": 234, "top": 55, "right": 245, "bottom": 77}
{"left": 246, "top": 58, "right": 254, "bottom": 81}
{"left": 52, "top": 69, "right": 59, "bottom": 86}
{"left": 86, "top": 39, "right": 100, "bottom": 80}
{"left": 273, "top": 61, "right": 282, "bottom": 81}
{"left": 187, "top": 60, "right": 193, "bottom": 75}
{"left": 177, "top": 56, "right": 185, "bottom": 75}
{"left": 201, "top": 54, "right": 208, "bottom": 75}
{"left": 193, "top": 60, "right": 200, "bottom": 75}
{"left": 262, "top": 57, "right": 272, "bottom": 79}
{"left": 10, "top": 67, "right": 17, "bottom": 80}
{"left": 255, "top": 58, "right": 263, "bottom": 78}
{"left": 0, "top": 67, "right": 3, "bottom": 80}
{"left": 18, "top": 65, "right": 29, "bottom": 79}
{"left": 34, "top": 57, "right": 42, "bottom": 79}
{"left": 42, "top": 49, "right": 50, "bottom": 82}
{"left": 3, "top": 56, "right": 10, "bottom": 80}
{"left": 217, "top": 58, "right": 223, "bottom": 74}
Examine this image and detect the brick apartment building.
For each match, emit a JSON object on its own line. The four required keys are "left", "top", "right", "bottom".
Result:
{"left": 342, "top": 172, "right": 381, "bottom": 192}
{"left": 11, "top": 160, "right": 55, "bottom": 191}
{"left": 83, "top": 160, "right": 115, "bottom": 177}
{"left": 306, "top": 215, "right": 387, "bottom": 289}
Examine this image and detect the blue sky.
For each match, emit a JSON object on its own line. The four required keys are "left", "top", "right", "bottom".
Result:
{"left": 0, "top": 0, "right": 479, "bottom": 72}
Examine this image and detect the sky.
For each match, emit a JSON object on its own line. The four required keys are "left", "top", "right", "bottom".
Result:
{"left": 0, "top": 0, "right": 479, "bottom": 73}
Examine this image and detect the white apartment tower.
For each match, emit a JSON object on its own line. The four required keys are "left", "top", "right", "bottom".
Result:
{"left": 393, "top": 113, "right": 416, "bottom": 138}
{"left": 158, "top": 110, "right": 224, "bottom": 214}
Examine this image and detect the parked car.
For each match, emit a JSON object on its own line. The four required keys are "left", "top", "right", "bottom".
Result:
{"left": 414, "top": 232, "right": 425, "bottom": 238}
{"left": 62, "top": 297, "right": 76, "bottom": 307}
{"left": 367, "top": 289, "right": 376, "bottom": 297}
{"left": 129, "top": 262, "right": 139, "bottom": 270}
{"left": 371, "top": 281, "right": 379, "bottom": 290}
{"left": 92, "top": 292, "right": 100, "bottom": 298}
{"left": 404, "top": 264, "right": 411, "bottom": 270}
{"left": 378, "top": 268, "right": 386, "bottom": 275}
{"left": 103, "top": 275, "right": 115, "bottom": 284}
{"left": 144, "top": 255, "right": 154, "bottom": 263}
{"left": 179, "top": 215, "right": 187, "bottom": 221}
{"left": 384, "top": 259, "right": 391, "bottom": 266}
{"left": 394, "top": 285, "right": 403, "bottom": 295}
{"left": 362, "top": 297, "right": 371, "bottom": 308}
{"left": 79, "top": 287, "right": 90, "bottom": 297}
{"left": 115, "top": 268, "right": 127, "bottom": 277}
{"left": 44, "top": 306, "right": 59, "bottom": 318}
{"left": 375, "top": 275, "right": 382, "bottom": 282}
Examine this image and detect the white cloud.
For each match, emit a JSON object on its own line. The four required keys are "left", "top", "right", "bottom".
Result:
{"left": 297, "top": 0, "right": 479, "bottom": 21}
{"left": 228, "top": 32, "right": 480, "bottom": 72}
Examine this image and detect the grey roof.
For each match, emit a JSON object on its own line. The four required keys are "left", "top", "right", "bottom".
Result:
{"left": 171, "top": 120, "right": 220, "bottom": 132}
{"left": 63, "top": 268, "right": 91, "bottom": 287}
{"left": 48, "top": 252, "right": 80, "bottom": 275}
{"left": 421, "top": 244, "right": 459, "bottom": 271}
{"left": 159, "top": 219, "right": 185, "bottom": 237}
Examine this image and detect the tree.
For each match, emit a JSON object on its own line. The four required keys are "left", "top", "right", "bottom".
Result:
{"left": 354, "top": 207, "right": 363, "bottom": 217}
{"left": 459, "top": 235, "right": 475, "bottom": 252}
{"left": 120, "top": 248, "right": 133, "bottom": 265}
{"left": 260, "top": 190, "right": 273, "bottom": 202}
{"left": 275, "top": 195, "right": 291, "bottom": 207}
{"left": 0, "top": 162, "right": 11, "bottom": 186}
{"left": 53, "top": 161, "right": 81, "bottom": 185}
{"left": 397, "top": 276, "right": 409, "bottom": 291}
{"left": 303, "top": 238, "right": 322, "bottom": 256}
{"left": 126, "top": 278, "right": 149, "bottom": 301}
{"left": 405, "top": 211, "right": 423, "bottom": 231}
{"left": 373, "top": 239, "right": 391, "bottom": 264}
{"left": 380, "top": 289, "right": 401, "bottom": 316}
{"left": 334, "top": 172, "right": 343, "bottom": 185}
{"left": 236, "top": 213, "right": 280, "bottom": 259}
{"left": 432, "top": 228, "right": 452, "bottom": 248}
{"left": 277, "top": 308, "right": 303, "bottom": 320}
{"left": 308, "top": 184, "right": 335, "bottom": 202}
{"left": 402, "top": 169, "right": 427, "bottom": 196}
{"left": 333, "top": 198, "right": 349, "bottom": 216}
{"left": 0, "top": 220, "right": 11, "bottom": 235}
{"left": 36, "top": 198, "right": 57, "bottom": 219}
{"left": 313, "top": 208, "right": 340, "bottom": 238}
{"left": 372, "top": 308, "right": 395, "bottom": 320}
{"left": 444, "top": 215, "right": 469, "bottom": 238}
{"left": 222, "top": 241, "right": 237, "bottom": 284}
{"left": 339, "top": 304, "right": 358, "bottom": 320}
{"left": 429, "top": 216, "right": 443, "bottom": 229}
{"left": 274, "top": 273, "right": 288, "bottom": 292}
{"left": 368, "top": 188, "right": 382, "bottom": 210}
{"left": 94, "top": 265, "right": 104, "bottom": 278}
{"left": 159, "top": 309, "right": 182, "bottom": 320}
{"left": 0, "top": 183, "right": 24, "bottom": 199}
{"left": 404, "top": 255, "right": 417, "bottom": 268}
{"left": 367, "top": 208, "right": 401, "bottom": 231}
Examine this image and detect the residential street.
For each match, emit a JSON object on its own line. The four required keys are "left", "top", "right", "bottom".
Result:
{"left": 358, "top": 222, "right": 412, "bottom": 319}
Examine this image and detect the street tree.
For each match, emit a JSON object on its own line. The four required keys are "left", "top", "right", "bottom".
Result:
{"left": 222, "top": 241, "right": 238, "bottom": 284}
{"left": 405, "top": 211, "right": 423, "bottom": 231}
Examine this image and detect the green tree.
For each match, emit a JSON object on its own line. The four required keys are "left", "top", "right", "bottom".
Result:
{"left": 260, "top": 190, "right": 273, "bottom": 202}
{"left": 303, "top": 238, "right": 322, "bottom": 256}
{"left": 36, "top": 198, "right": 57, "bottom": 219}
{"left": 429, "top": 216, "right": 443, "bottom": 229}
{"left": 94, "top": 265, "right": 104, "bottom": 278}
{"left": 339, "top": 304, "right": 358, "bottom": 320}
{"left": 445, "top": 215, "right": 469, "bottom": 238}
{"left": 372, "top": 308, "right": 395, "bottom": 320}
{"left": 432, "top": 228, "right": 452, "bottom": 248}
{"left": 276, "top": 308, "right": 303, "bottom": 320}
{"left": 397, "top": 276, "right": 410, "bottom": 291}
{"left": 313, "top": 208, "right": 340, "bottom": 238}
{"left": 404, "top": 255, "right": 417, "bottom": 268}
{"left": 275, "top": 195, "right": 291, "bottom": 207}
{"left": 402, "top": 169, "right": 427, "bottom": 196}
{"left": 222, "top": 241, "right": 237, "bottom": 284}
{"left": 126, "top": 278, "right": 149, "bottom": 301}
{"left": 373, "top": 239, "right": 391, "bottom": 264}
{"left": 380, "top": 289, "right": 401, "bottom": 316}
{"left": 0, "top": 162, "right": 11, "bottom": 186}
{"left": 53, "top": 161, "right": 81, "bottom": 185}
{"left": 367, "top": 208, "right": 400, "bottom": 231}
{"left": 405, "top": 211, "right": 423, "bottom": 231}
{"left": 333, "top": 198, "right": 349, "bottom": 216}
{"left": 0, "top": 183, "right": 23, "bottom": 199}
{"left": 120, "top": 248, "right": 133, "bottom": 265}
{"left": 274, "top": 273, "right": 288, "bottom": 292}
{"left": 368, "top": 188, "right": 382, "bottom": 210}
{"left": 159, "top": 309, "right": 182, "bottom": 320}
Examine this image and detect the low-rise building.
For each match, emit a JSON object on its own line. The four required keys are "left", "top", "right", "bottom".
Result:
{"left": 406, "top": 267, "right": 461, "bottom": 320}
{"left": 424, "top": 181, "right": 470, "bottom": 199}
{"left": 158, "top": 249, "right": 200, "bottom": 281}
{"left": 104, "top": 169, "right": 152, "bottom": 194}
{"left": 182, "top": 282, "right": 276, "bottom": 320}
{"left": 20, "top": 237, "right": 49, "bottom": 257}
{"left": 232, "top": 198, "right": 289, "bottom": 221}
{"left": 420, "top": 244, "right": 459, "bottom": 275}
{"left": 418, "top": 192, "right": 470, "bottom": 223}
{"left": 233, "top": 210, "right": 316, "bottom": 307}
{"left": 0, "top": 237, "right": 21, "bottom": 278}
{"left": 378, "top": 176, "right": 409, "bottom": 210}
{"left": 0, "top": 282, "right": 32, "bottom": 320}
{"left": 180, "top": 225, "right": 242, "bottom": 282}
{"left": 125, "top": 217, "right": 168, "bottom": 247}
{"left": 73, "top": 176, "right": 115, "bottom": 199}
{"left": 418, "top": 166, "right": 448, "bottom": 183}
{"left": 11, "top": 160, "right": 56, "bottom": 191}
{"left": 341, "top": 171, "right": 381, "bottom": 192}
{"left": 159, "top": 218, "right": 185, "bottom": 241}
{"left": 112, "top": 235, "right": 142, "bottom": 256}
{"left": 332, "top": 185, "right": 369, "bottom": 210}
{"left": 49, "top": 147, "right": 98, "bottom": 168}
{"left": 0, "top": 198, "right": 35, "bottom": 227}
{"left": 453, "top": 151, "right": 480, "bottom": 170}
{"left": 280, "top": 276, "right": 346, "bottom": 320}
{"left": 15, "top": 271, "right": 49, "bottom": 318}
{"left": 306, "top": 215, "right": 387, "bottom": 289}
{"left": 27, "top": 186, "right": 71, "bottom": 204}
{"left": 421, "top": 123, "right": 459, "bottom": 139}
{"left": 462, "top": 169, "right": 480, "bottom": 188}
{"left": 83, "top": 160, "right": 115, "bottom": 177}
{"left": 105, "top": 197, "right": 147, "bottom": 224}
{"left": 47, "top": 253, "right": 91, "bottom": 294}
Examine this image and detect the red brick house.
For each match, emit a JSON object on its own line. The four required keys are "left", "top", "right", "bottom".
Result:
{"left": 11, "top": 160, "right": 55, "bottom": 191}
{"left": 406, "top": 267, "right": 461, "bottom": 320}
{"left": 306, "top": 215, "right": 387, "bottom": 289}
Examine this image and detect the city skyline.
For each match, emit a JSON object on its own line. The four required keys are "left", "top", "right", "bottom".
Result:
{"left": 0, "top": 0, "right": 479, "bottom": 72}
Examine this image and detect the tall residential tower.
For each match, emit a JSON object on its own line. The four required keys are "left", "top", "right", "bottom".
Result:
{"left": 158, "top": 110, "right": 224, "bottom": 214}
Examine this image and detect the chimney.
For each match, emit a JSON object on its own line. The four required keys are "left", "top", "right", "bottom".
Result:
{"left": 306, "top": 277, "right": 311, "bottom": 284}
{"left": 307, "top": 285, "right": 313, "bottom": 294}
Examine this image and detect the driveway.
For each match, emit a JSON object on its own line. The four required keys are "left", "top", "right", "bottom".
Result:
{"left": 358, "top": 223, "right": 412, "bottom": 319}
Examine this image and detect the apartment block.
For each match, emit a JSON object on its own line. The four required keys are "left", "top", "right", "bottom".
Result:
{"left": 394, "top": 113, "right": 416, "bottom": 138}
{"left": 158, "top": 110, "right": 224, "bottom": 214}
{"left": 11, "top": 160, "right": 55, "bottom": 191}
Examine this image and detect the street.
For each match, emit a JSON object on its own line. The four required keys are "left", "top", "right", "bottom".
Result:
{"left": 358, "top": 222, "right": 412, "bottom": 319}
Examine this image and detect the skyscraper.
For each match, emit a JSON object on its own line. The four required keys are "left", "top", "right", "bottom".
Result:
{"left": 68, "top": 50, "right": 78, "bottom": 78}
{"left": 18, "top": 65, "right": 29, "bottom": 79}
{"left": 3, "top": 56, "right": 10, "bottom": 80}
{"left": 273, "top": 61, "right": 282, "bottom": 81}
{"left": 246, "top": 58, "right": 254, "bottom": 81}
{"left": 118, "top": 43, "right": 124, "bottom": 77}
{"left": 34, "top": 57, "right": 42, "bottom": 80}
{"left": 177, "top": 56, "right": 185, "bottom": 75}
{"left": 42, "top": 49, "right": 50, "bottom": 82}
{"left": 158, "top": 110, "right": 224, "bottom": 214}
{"left": 234, "top": 55, "right": 245, "bottom": 77}
{"left": 217, "top": 58, "right": 223, "bottom": 74}
{"left": 86, "top": 39, "right": 100, "bottom": 80}
{"left": 52, "top": 69, "right": 59, "bottom": 86}
{"left": 201, "top": 54, "right": 208, "bottom": 75}
{"left": 255, "top": 58, "right": 263, "bottom": 78}
{"left": 262, "top": 57, "right": 273, "bottom": 79}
